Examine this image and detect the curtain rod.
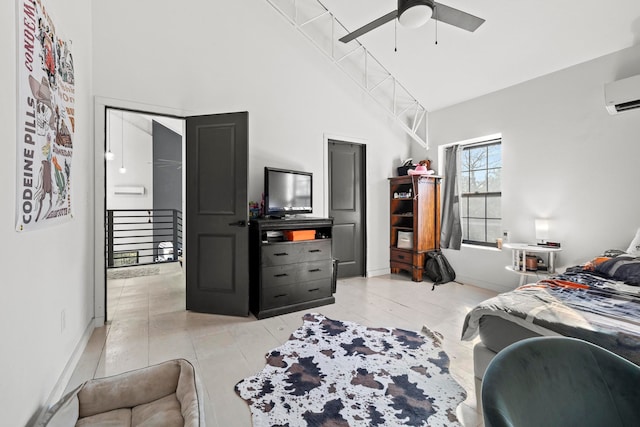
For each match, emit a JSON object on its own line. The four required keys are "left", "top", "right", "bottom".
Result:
{"left": 460, "top": 138, "right": 501, "bottom": 149}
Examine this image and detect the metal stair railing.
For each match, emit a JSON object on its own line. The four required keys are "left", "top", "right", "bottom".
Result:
{"left": 266, "top": 0, "right": 428, "bottom": 148}
{"left": 105, "top": 209, "right": 183, "bottom": 268}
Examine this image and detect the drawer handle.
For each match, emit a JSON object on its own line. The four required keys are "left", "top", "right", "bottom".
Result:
{"left": 397, "top": 255, "right": 405, "bottom": 260}
{"left": 308, "top": 249, "right": 321, "bottom": 253}
{"left": 308, "top": 288, "right": 320, "bottom": 292}
{"left": 308, "top": 268, "right": 321, "bottom": 273}
{"left": 274, "top": 273, "right": 289, "bottom": 278}
{"left": 273, "top": 294, "right": 287, "bottom": 298}
{"left": 274, "top": 252, "right": 288, "bottom": 256}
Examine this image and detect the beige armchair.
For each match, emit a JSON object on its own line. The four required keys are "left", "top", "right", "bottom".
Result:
{"left": 38, "top": 359, "right": 205, "bottom": 427}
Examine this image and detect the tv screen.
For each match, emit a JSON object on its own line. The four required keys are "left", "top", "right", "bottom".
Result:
{"left": 265, "top": 167, "right": 312, "bottom": 217}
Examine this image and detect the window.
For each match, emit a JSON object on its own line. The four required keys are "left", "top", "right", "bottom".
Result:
{"left": 460, "top": 139, "right": 502, "bottom": 247}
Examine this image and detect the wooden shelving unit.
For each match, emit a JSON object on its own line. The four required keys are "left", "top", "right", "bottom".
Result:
{"left": 389, "top": 175, "right": 441, "bottom": 281}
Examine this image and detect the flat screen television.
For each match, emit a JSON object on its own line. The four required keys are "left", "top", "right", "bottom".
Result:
{"left": 264, "top": 167, "right": 312, "bottom": 217}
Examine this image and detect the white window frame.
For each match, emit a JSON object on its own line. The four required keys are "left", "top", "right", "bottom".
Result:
{"left": 438, "top": 133, "right": 502, "bottom": 248}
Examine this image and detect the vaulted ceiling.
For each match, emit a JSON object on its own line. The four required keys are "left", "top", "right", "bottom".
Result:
{"left": 320, "top": 0, "right": 640, "bottom": 111}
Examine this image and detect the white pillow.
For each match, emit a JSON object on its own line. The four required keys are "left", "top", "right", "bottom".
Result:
{"left": 626, "top": 228, "right": 640, "bottom": 256}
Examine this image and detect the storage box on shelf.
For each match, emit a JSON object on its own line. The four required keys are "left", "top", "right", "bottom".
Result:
{"left": 397, "top": 231, "right": 413, "bottom": 249}
{"left": 389, "top": 175, "right": 441, "bottom": 282}
{"left": 284, "top": 229, "right": 316, "bottom": 241}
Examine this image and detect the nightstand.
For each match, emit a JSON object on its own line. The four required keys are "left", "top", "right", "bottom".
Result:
{"left": 503, "top": 243, "right": 562, "bottom": 286}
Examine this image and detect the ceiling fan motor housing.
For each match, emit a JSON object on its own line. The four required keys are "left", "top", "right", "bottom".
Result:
{"left": 398, "top": 0, "right": 435, "bottom": 28}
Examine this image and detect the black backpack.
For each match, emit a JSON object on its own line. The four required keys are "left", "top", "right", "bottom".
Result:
{"left": 424, "top": 250, "right": 456, "bottom": 290}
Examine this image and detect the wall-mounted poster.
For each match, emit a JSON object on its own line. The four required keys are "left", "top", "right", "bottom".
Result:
{"left": 16, "top": 0, "right": 75, "bottom": 231}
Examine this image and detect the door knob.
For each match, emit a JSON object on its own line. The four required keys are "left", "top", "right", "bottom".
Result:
{"left": 228, "top": 220, "right": 247, "bottom": 227}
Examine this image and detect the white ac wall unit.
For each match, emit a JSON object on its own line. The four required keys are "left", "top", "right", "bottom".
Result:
{"left": 113, "top": 185, "right": 145, "bottom": 195}
{"left": 604, "top": 74, "right": 640, "bottom": 115}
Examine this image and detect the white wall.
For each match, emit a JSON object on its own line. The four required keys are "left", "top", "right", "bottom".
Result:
{"left": 0, "top": 0, "right": 93, "bottom": 425}
{"left": 106, "top": 110, "right": 155, "bottom": 263}
{"left": 106, "top": 110, "right": 154, "bottom": 210}
{"left": 420, "top": 44, "right": 640, "bottom": 292}
{"left": 91, "top": 0, "right": 414, "bottom": 277}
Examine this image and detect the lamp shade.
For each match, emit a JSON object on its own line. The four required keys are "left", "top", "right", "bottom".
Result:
{"left": 398, "top": 0, "right": 434, "bottom": 29}
{"left": 535, "top": 219, "right": 550, "bottom": 242}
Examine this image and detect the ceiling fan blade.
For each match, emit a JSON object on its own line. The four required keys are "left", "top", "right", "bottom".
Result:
{"left": 433, "top": 2, "right": 485, "bottom": 32}
{"left": 339, "top": 10, "right": 398, "bottom": 43}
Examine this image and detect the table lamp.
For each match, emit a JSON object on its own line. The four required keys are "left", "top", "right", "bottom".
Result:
{"left": 535, "top": 219, "right": 549, "bottom": 245}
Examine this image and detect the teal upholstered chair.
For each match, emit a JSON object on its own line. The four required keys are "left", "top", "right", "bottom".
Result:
{"left": 482, "top": 336, "right": 640, "bottom": 427}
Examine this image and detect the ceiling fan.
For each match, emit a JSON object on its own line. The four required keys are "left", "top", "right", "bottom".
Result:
{"left": 339, "top": 0, "right": 485, "bottom": 43}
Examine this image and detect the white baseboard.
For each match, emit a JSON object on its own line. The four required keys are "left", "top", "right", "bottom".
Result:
{"left": 32, "top": 319, "right": 95, "bottom": 425}
{"left": 367, "top": 267, "right": 390, "bottom": 277}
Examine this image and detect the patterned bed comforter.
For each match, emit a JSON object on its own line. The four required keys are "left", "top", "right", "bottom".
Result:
{"left": 461, "top": 270, "right": 640, "bottom": 365}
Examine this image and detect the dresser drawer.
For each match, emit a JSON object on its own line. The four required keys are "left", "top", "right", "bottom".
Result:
{"left": 291, "top": 278, "right": 332, "bottom": 304}
{"left": 262, "top": 240, "right": 332, "bottom": 266}
{"left": 297, "top": 240, "right": 332, "bottom": 262}
{"left": 262, "top": 264, "right": 299, "bottom": 288}
{"left": 261, "top": 284, "right": 297, "bottom": 309}
{"left": 297, "top": 260, "right": 332, "bottom": 283}
{"left": 261, "top": 278, "right": 332, "bottom": 309}
{"left": 262, "top": 244, "right": 304, "bottom": 266}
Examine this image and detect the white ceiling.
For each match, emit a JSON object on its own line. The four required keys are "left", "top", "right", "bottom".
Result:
{"left": 320, "top": 0, "right": 640, "bottom": 111}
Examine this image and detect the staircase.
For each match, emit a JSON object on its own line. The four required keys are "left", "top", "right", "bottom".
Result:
{"left": 266, "top": 0, "right": 429, "bottom": 148}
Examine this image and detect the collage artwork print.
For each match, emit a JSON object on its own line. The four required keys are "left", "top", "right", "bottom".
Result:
{"left": 17, "top": 0, "right": 74, "bottom": 231}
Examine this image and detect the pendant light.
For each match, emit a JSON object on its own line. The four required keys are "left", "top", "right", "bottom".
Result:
{"left": 118, "top": 111, "right": 126, "bottom": 174}
{"left": 105, "top": 111, "right": 115, "bottom": 161}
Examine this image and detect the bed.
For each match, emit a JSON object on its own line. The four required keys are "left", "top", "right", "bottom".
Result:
{"left": 461, "top": 245, "right": 640, "bottom": 412}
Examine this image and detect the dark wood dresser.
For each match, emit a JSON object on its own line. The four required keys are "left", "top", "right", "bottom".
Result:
{"left": 249, "top": 217, "right": 335, "bottom": 319}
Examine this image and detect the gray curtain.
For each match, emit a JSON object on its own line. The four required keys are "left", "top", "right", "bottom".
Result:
{"left": 440, "top": 145, "right": 462, "bottom": 249}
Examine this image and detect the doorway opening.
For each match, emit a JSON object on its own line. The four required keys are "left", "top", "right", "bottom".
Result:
{"left": 104, "top": 107, "right": 185, "bottom": 322}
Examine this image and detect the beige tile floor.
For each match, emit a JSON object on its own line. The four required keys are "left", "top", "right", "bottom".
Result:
{"left": 66, "top": 263, "right": 496, "bottom": 427}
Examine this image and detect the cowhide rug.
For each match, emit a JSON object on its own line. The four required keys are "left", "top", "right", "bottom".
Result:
{"left": 235, "top": 313, "right": 467, "bottom": 427}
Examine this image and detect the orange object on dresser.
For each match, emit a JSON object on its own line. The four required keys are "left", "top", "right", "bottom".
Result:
{"left": 284, "top": 230, "right": 316, "bottom": 241}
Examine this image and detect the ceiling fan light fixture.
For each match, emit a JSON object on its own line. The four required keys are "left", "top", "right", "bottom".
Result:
{"left": 398, "top": 0, "right": 434, "bottom": 29}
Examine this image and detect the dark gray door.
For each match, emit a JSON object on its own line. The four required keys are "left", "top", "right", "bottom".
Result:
{"left": 186, "top": 112, "right": 249, "bottom": 316}
{"left": 152, "top": 120, "right": 182, "bottom": 261}
{"left": 328, "top": 140, "right": 366, "bottom": 278}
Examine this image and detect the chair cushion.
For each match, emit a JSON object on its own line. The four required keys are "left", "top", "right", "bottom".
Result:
{"left": 38, "top": 359, "right": 203, "bottom": 427}
{"left": 78, "top": 361, "right": 181, "bottom": 418}
{"left": 132, "top": 393, "right": 183, "bottom": 427}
